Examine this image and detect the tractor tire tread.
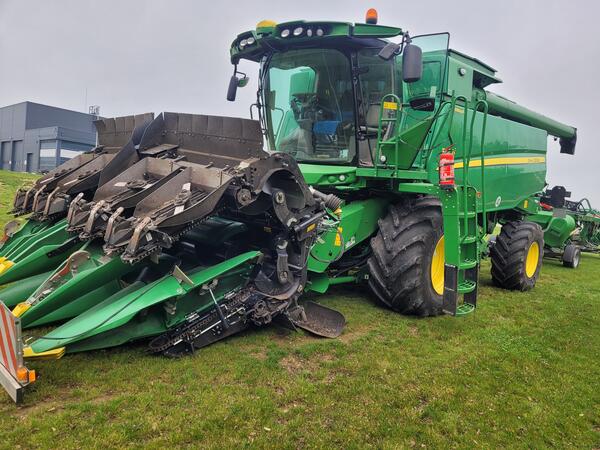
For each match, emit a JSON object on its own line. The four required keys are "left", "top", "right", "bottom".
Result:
{"left": 367, "top": 196, "right": 443, "bottom": 317}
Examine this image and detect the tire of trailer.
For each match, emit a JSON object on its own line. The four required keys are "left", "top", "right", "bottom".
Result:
{"left": 562, "top": 244, "right": 581, "bottom": 268}
{"left": 367, "top": 196, "right": 444, "bottom": 317}
{"left": 490, "top": 221, "right": 544, "bottom": 291}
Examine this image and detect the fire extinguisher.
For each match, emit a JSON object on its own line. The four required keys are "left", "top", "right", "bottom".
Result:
{"left": 439, "top": 144, "right": 455, "bottom": 189}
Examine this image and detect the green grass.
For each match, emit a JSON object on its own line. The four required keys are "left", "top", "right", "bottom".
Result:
{"left": 0, "top": 170, "right": 37, "bottom": 230}
{"left": 0, "top": 170, "right": 599, "bottom": 448}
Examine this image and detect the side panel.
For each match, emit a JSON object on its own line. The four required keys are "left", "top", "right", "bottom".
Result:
{"left": 529, "top": 211, "right": 577, "bottom": 249}
{"left": 429, "top": 110, "right": 548, "bottom": 212}
{"left": 308, "top": 197, "right": 389, "bottom": 273}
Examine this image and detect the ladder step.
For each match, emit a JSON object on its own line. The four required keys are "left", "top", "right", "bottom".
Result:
{"left": 456, "top": 303, "right": 476, "bottom": 316}
{"left": 458, "top": 280, "right": 476, "bottom": 294}
{"left": 459, "top": 259, "right": 477, "bottom": 270}
{"left": 461, "top": 236, "right": 478, "bottom": 244}
{"left": 460, "top": 212, "right": 477, "bottom": 218}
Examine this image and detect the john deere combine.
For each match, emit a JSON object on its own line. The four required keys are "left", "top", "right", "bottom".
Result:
{"left": 0, "top": 10, "right": 579, "bottom": 403}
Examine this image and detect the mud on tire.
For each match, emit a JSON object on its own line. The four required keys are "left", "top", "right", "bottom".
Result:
{"left": 367, "top": 196, "right": 444, "bottom": 317}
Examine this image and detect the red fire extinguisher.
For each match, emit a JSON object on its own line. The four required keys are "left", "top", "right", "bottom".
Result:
{"left": 439, "top": 144, "right": 455, "bottom": 189}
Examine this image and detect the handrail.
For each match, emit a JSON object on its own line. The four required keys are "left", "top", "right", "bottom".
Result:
{"left": 463, "top": 100, "right": 489, "bottom": 238}
{"left": 376, "top": 94, "right": 402, "bottom": 177}
{"left": 425, "top": 99, "right": 456, "bottom": 167}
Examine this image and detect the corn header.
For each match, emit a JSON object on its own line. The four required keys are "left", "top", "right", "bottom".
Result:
{"left": 0, "top": 10, "right": 580, "bottom": 403}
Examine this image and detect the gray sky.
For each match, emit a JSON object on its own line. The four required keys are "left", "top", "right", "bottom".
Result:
{"left": 1, "top": 0, "right": 598, "bottom": 204}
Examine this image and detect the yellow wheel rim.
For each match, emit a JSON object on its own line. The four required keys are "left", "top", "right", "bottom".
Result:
{"left": 431, "top": 235, "right": 445, "bottom": 296}
{"left": 525, "top": 241, "right": 540, "bottom": 278}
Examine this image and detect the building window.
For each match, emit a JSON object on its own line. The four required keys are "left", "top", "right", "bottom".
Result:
{"left": 39, "top": 141, "right": 57, "bottom": 171}
{"left": 38, "top": 140, "right": 93, "bottom": 171}
{"left": 58, "top": 141, "right": 93, "bottom": 165}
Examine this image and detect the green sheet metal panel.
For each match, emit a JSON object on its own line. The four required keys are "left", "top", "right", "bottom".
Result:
{"left": 308, "top": 198, "right": 389, "bottom": 273}
{"left": 30, "top": 251, "right": 261, "bottom": 353}
{"left": 426, "top": 109, "right": 548, "bottom": 211}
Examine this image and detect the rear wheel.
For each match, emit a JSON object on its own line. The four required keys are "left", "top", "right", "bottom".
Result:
{"left": 562, "top": 244, "right": 581, "bottom": 268}
{"left": 490, "top": 221, "right": 543, "bottom": 290}
{"left": 367, "top": 196, "right": 444, "bottom": 317}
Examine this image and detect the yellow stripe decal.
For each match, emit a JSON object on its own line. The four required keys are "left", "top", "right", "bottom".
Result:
{"left": 454, "top": 156, "right": 545, "bottom": 169}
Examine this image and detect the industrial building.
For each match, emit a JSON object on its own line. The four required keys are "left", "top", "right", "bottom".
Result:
{"left": 0, "top": 102, "right": 97, "bottom": 173}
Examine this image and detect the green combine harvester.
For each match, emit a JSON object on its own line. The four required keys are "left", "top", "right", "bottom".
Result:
{"left": 0, "top": 10, "right": 579, "bottom": 403}
{"left": 527, "top": 186, "right": 600, "bottom": 268}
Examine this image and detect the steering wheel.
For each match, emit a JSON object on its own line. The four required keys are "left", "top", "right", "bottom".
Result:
{"left": 290, "top": 93, "right": 318, "bottom": 120}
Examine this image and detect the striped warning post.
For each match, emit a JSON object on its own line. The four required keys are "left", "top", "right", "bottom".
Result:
{"left": 0, "top": 302, "right": 18, "bottom": 378}
{"left": 0, "top": 301, "right": 32, "bottom": 404}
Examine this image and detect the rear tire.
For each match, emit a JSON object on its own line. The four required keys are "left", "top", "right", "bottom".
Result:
{"left": 490, "top": 221, "right": 543, "bottom": 291}
{"left": 367, "top": 196, "right": 444, "bottom": 317}
{"left": 562, "top": 244, "right": 581, "bottom": 268}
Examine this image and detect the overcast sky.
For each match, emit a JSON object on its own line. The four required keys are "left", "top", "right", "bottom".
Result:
{"left": 0, "top": 0, "right": 597, "bottom": 204}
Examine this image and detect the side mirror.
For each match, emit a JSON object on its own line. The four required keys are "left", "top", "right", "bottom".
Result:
{"left": 402, "top": 44, "right": 423, "bottom": 83}
{"left": 409, "top": 97, "right": 435, "bottom": 112}
{"left": 227, "top": 75, "right": 239, "bottom": 102}
{"left": 226, "top": 74, "right": 250, "bottom": 102}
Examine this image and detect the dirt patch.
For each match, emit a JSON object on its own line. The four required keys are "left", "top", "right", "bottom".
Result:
{"left": 279, "top": 355, "right": 305, "bottom": 374}
{"left": 279, "top": 352, "right": 335, "bottom": 375}
{"left": 319, "top": 353, "right": 334, "bottom": 363}
{"left": 338, "top": 327, "right": 370, "bottom": 343}
{"left": 12, "top": 389, "right": 118, "bottom": 420}
{"left": 270, "top": 328, "right": 315, "bottom": 348}
{"left": 249, "top": 349, "right": 268, "bottom": 361}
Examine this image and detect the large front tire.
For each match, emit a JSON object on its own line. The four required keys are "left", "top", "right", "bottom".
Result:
{"left": 490, "top": 221, "right": 543, "bottom": 290}
{"left": 367, "top": 197, "right": 444, "bottom": 317}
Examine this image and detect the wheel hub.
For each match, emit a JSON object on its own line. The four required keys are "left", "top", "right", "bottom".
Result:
{"left": 431, "top": 235, "right": 445, "bottom": 296}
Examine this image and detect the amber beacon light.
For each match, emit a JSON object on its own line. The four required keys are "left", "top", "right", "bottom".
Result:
{"left": 365, "top": 8, "right": 378, "bottom": 24}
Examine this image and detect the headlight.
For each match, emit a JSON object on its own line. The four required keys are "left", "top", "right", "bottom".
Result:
{"left": 239, "top": 39, "right": 248, "bottom": 48}
{"left": 246, "top": 37, "right": 255, "bottom": 45}
{"left": 280, "top": 29, "right": 290, "bottom": 38}
{"left": 306, "top": 28, "right": 313, "bottom": 37}
{"left": 316, "top": 28, "right": 324, "bottom": 37}
{"left": 293, "top": 27, "right": 303, "bottom": 36}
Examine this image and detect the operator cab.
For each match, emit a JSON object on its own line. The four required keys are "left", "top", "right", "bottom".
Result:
{"left": 228, "top": 14, "right": 449, "bottom": 168}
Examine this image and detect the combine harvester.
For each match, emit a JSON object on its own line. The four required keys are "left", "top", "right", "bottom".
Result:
{"left": 527, "top": 186, "right": 600, "bottom": 268}
{"left": 0, "top": 10, "right": 579, "bottom": 403}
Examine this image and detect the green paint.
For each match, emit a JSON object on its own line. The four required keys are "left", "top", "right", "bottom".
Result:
{"left": 30, "top": 251, "right": 261, "bottom": 353}
{"left": 0, "top": 271, "right": 54, "bottom": 308}
{"left": 530, "top": 211, "right": 577, "bottom": 249}
{"left": 308, "top": 198, "right": 389, "bottom": 273}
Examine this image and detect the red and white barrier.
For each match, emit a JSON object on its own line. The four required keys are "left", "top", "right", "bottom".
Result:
{"left": 0, "top": 301, "right": 35, "bottom": 404}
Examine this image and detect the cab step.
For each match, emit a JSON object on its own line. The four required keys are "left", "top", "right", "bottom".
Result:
{"left": 458, "top": 279, "right": 476, "bottom": 294}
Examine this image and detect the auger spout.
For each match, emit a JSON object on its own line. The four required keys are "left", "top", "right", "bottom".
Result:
{"left": 483, "top": 91, "right": 577, "bottom": 154}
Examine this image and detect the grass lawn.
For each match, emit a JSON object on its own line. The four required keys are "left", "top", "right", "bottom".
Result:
{"left": 0, "top": 169, "right": 598, "bottom": 448}
{"left": 0, "top": 169, "right": 37, "bottom": 230}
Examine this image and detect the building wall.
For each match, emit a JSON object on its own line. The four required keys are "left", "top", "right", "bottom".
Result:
{"left": 0, "top": 102, "right": 97, "bottom": 173}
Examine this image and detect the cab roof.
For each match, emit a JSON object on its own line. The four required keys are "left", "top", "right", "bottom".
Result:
{"left": 230, "top": 20, "right": 403, "bottom": 63}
